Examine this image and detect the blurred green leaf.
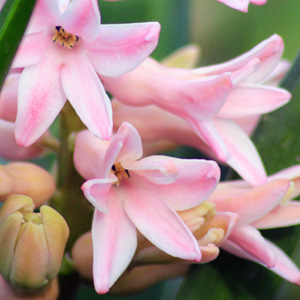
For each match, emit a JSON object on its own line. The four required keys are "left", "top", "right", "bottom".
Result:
{"left": 0, "top": 0, "right": 37, "bottom": 91}
{"left": 176, "top": 51, "right": 300, "bottom": 299}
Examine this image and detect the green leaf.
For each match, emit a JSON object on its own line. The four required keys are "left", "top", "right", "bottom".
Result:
{"left": 0, "top": 0, "right": 37, "bottom": 91}
{"left": 176, "top": 51, "right": 300, "bottom": 299}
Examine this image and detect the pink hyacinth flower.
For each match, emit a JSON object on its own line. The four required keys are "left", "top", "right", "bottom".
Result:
{"left": 209, "top": 167, "right": 300, "bottom": 284}
{"left": 101, "top": 35, "right": 290, "bottom": 186}
{"left": 217, "top": 0, "right": 267, "bottom": 12}
{"left": 74, "top": 122, "right": 220, "bottom": 293}
{"left": 13, "top": 0, "right": 160, "bottom": 147}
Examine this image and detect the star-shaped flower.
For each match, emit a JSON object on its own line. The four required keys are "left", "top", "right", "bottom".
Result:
{"left": 74, "top": 122, "right": 221, "bottom": 293}
{"left": 13, "top": 0, "right": 160, "bottom": 146}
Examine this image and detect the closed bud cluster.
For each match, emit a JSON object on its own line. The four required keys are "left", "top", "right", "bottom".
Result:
{"left": 0, "top": 195, "right": 69, "bottom": 292}
{"left": 0, "top": 162, "right": 56, "bottom": 207}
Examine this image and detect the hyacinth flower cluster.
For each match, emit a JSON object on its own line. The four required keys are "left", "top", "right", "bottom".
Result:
{"left": 0, "top": 0, "right": 300, "bottom": 299}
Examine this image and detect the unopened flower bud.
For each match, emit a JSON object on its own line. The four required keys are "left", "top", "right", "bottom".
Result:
{"left": 0, "top": 275, "right": 58, "bottom": 300}
{"left": 0, "top": 162, "right": 56, "bottom": 206}
{"left": 0, "top": 195, "right": 69, "bottom": 292}
{"left": 72, "top": 232, "right": 93, "bottom": 280}
{"left": 111, "top": 264, "right": 189, "bottom": 295}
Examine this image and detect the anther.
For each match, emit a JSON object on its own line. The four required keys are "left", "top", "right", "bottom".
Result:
{"left": 52, "top": 26, "right": 79, "bottom": 49}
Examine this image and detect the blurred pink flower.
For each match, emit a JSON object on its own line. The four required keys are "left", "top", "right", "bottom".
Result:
{"left": 217, "top": 0, "right": 267, "bottom": 12}
{"left": 210, "top": 166, "right": 300, "bottom": 284}
{"left": 102, "top": 35, "right": 290, "bottom": 186}
{"left": 13, "top": 0, "right": 160, "bottom": 147}
{"left": 74, "top": 122, "right": 220, "bottom": 293}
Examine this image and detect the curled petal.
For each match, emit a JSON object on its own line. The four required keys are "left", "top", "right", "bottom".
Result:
{"left": 123, "top": 180, "right": 201, "bottom": 261}
{"left": 253, "top": 201, "right": 300, "bottom": 229}
{"left": 269, "top": 165, "right": 300, "bottom": 199}
{"left": 266, "top": 240, "right": 300, "bottom": 285}
{"left": 214, "top": 117, "right": 267, "bottom": 186}
{"left": 15, "top": 54, "right": 66, "bottom": 147}
{"left": 224, "top": 225, "right": 276, "bottom": 268}
{"left": 61, "top": 53, "right": 112, "bottom": 141}
{"left": 81, "top": 178, "right": 116, "bottom": 213}
{"left": 210, "top": 178, "right": 290, "bottom": 224}
{"left": 92, "top": 201, "right": 137, "bottom": 294}
{"left": 206, "top": 212, "right": 239, "bottom": 245}
{"left": 189, "top": 119, "right": 230, "bottom": 162}
{"left": 59, "top": 0, "right": 100, "bottom": 42}
{"left": 195, "top": 35, "right": 284, "bottom": 83}
{"left": 104, "top": 122, "right": 143, "bottom": 177}
{"left": 86, "top": 22, "right": 161, "bottom": 76}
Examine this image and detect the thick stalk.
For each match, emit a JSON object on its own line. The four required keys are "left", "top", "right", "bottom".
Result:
{"left": 50, "top": 103, "right": 94, "bottom": 252}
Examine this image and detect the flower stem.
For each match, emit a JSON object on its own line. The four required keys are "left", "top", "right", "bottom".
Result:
{"left": 50, "top": 103, "right": 94, "bottom": 252}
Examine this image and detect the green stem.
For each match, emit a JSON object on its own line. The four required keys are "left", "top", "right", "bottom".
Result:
{"left": 50, "top": 103, "right": 94, "bottom": 252}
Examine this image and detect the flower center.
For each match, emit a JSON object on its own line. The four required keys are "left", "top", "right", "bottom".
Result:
{"left": 111, "top": 163, "right": 130, "bottom": 186}
{"left": 52, "top": 26, "right": 79, "bottom": 49}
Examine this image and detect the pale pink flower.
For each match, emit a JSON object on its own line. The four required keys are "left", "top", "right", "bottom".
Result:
{"left": 209, "top": 167, "right": 300, "bottom": 284}
{"left": 102, "top": 35, "right": 290, "bottom": 186}
{"left": 74, "top": 122, "right": 220, "bottom": 293}
{"left": 217, "top": 0, "right": 267, "bottom": 12}
{"left": 13, "top": 0, "right": 160, "bottom": 147}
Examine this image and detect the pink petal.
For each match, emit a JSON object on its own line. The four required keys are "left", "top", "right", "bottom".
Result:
{"left": 103, "top": 60, "right": 232, "bottom": 128}
{"left": 270, "top": 165, "right": 300, "bottom": 199}
{"left": 0, "top": 120, "right": 44, "bottom": 160}
{"left": 266, "top": 239, "right": 300, "bottom": 285}
{"left": 82, "top": 178, "right": 116, "bottom": 213}
{"left": 104, "top": 122, "right": 143, "bottom": 177}
{"left": 225, "top": 225, "right": 276, "bottom": 267}
{"left": 188, "top": 118, "right": 230, "bottom": 162}
{"left": 218, "top": 84, "right": 290, "bottom": 118}
{"left": 263, "top": 59, "right": 290, "bottom": 86}
{"left": 15, "top": 54, "right": 66, "bottom": 147}
{"left": 253, "top": 201, "right": 300, "bottom": 229}
{"left": 212, "top": 212, "right": 239, "bottom": 245}
{"left": 210, "top": 178, "right": 290, "bottom": 224}
{"left": 217, "top": 0, "right": 249, "bottom": 12}
{"left": 59, "top": 0, "right": 100, "bottom": 42}
{"left": 123, "top": 156, "right": 220, "bottom": 211}
{"left": 61, "top": 53, "right": 112, "bottom": 141}
{"left": 28, "top": 0, "right": 60, "bottom": 32}
{"left": 250, "top": 0, "right": 267, "bottom": 4}
{"left": 196, "top": 35, "right": 284, "bottom": 83}
{"left": 92, "top": 201, "right": 137, "bottom": 294}
{"left": 122, "top": 180, "right": 201, "bottom": 261}
{"left": 224, "top": 237, "right": 300, "bottom": 284}
{"left": 0, "top": 72, "right": 20, "bottom": 122}
{"left": 13, "top": 31, "right": 48, "bottom": 68}
{"left": 234, "top": 115, "right": 260, "bottom": 136}
{"left": 74, "top": 130, "right": 110, "bottom": 179}
{"left": 86, "top": 22, "right": 161, "bottom": 76}
{"left": 214, "top": 117, "right": 267, "bottom": 186}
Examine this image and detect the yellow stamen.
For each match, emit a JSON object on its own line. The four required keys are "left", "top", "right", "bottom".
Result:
{"left": 111, "top": 163, "right": 130, "bottom": 186}
{"left": 52, "top": 26, "right": 79, "bottom": 49}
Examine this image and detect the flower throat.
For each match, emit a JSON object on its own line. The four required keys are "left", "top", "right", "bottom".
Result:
{"left": 52, "top": 26, "right": 79, "bottom": 49}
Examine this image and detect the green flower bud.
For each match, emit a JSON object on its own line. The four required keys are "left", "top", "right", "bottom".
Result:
{"left": 0, "top": 195, "right": 69, "bottom": 292}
